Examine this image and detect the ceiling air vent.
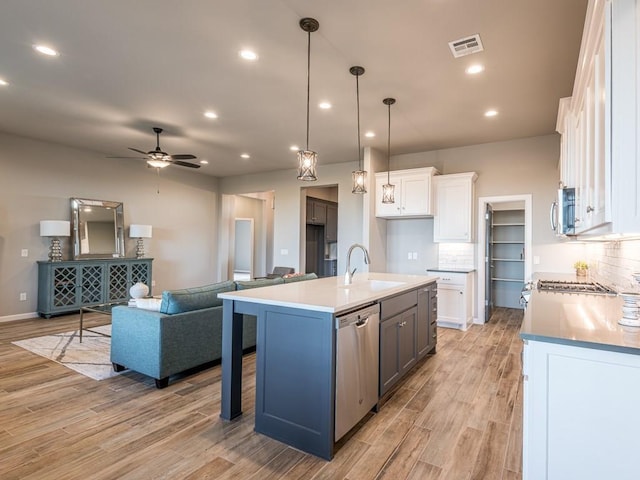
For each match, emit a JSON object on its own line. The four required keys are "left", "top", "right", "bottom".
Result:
{"left": 448, "top": 34, "right": 484, "bottom": 58}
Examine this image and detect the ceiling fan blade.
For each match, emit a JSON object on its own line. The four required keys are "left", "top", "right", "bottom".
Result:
{"left": 170, "top": 154, "right": 197, "bottom": 160}
{"left": 172, "top": 160, "right": 201, "bottom": 168}
{"left": 128, "top": 147, "right": 149, "bottom": 155}
{"left": 106, "top": 155, "right": 145, "bottom": 159}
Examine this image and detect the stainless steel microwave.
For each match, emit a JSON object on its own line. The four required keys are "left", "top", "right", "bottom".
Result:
{"left": 550, "top": 187, "right": 576, "bottom": 236}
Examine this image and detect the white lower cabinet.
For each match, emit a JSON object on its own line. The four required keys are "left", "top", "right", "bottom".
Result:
{"left": 427, "top": 271, "right": 473, "bottom": 330}
{"left": 523, "top": 340, "right": 640, "bottom": 480}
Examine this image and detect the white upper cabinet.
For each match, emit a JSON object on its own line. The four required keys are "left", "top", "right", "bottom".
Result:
{"left": 375, "top": 167, "right": 439, "bottom": 218}
{"left": 433, "top": 172, "right": 478, "bottom": 243}
{"left": 557, "top": 0, "right": 640, "bottom": 235}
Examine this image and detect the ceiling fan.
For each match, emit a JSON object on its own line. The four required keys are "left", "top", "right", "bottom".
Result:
{"left": 110, "top": 127, "right": 200, "bottom": 169}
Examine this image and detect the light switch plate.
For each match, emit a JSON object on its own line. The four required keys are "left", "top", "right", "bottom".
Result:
{"left": 21, "top": 249, "right": 28, "bottom": 257}
{"left": 281, "top": 249, "right": 289, "bottom": 255}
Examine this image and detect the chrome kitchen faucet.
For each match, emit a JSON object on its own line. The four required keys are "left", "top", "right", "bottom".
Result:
{"left": 344, "top": 243, "right": 370, "bottom": 285}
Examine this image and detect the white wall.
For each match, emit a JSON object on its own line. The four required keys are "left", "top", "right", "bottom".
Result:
{"left": 0, "top": 132, "right": 220, "bottom": 319}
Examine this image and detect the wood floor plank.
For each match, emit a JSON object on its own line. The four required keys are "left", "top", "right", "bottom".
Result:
{"left": 0, "top": 306, "right": 524, "bottom": 479}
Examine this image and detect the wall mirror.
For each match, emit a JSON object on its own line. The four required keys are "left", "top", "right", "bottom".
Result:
{"left": 71, "top": 198, "right": 124, "bottom": 259}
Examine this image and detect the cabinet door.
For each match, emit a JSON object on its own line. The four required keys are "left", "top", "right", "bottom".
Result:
{"left": 107, "top": 263, "right": 130, "bottom": 301}
{"left": 52, "top": 264, "right": 80, "bottom": 310}
{"left": 427, "top": 286, "right": 437, "bottom": 352}
{"left": 398, "top": 307, "right": 417, "bottom": 375}
{"left": 306, "top": 199, "right": 327, "bottom": 225}
{"left": 80, "top": 263, "right": 105, "bottom": 304}
{"left": 380, "top": 315, "right": 401, "bottom": 395}
{"left": 326, "top": 204, "right": 338, "bottom": 242}
{"left": 434, "top": 178, "right": 472, "bottom": 242}
{"left": 401, "top": 175, "right": 429, "bottom": 216}
{"left": 437, "top": 284, "right": 464, "bottom": 326}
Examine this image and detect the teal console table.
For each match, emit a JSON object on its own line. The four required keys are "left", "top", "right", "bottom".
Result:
{"left": 37, "top": 258, "right": 153, "bottom": 318}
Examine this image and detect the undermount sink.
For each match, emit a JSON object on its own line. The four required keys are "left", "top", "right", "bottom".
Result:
{"left": 339, "top": 280, "right": 406, "bottom": 290}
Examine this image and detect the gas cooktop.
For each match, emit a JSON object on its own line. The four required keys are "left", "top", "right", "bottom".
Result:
{"left": 537, "top": 279, "right": 617, "bottom": 295}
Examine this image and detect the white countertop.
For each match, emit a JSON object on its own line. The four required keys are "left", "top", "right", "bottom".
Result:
{"left": 219, "top": 272, "right": 438, "bottom": 314}
{"left": 520, "top": 274, "right": 640, "bottom": 354}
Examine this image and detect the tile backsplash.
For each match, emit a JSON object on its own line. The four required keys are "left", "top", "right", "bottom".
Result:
{"left": 586, "top": 239, "right": 640, "bottom": 292}
{"left": 438, "top": 243, "right": 475, "bottom": 269}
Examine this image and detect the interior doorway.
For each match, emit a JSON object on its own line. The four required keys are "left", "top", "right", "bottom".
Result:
{"left": 233, "top": 218, "right": 254, "bottom": 280}
{"left": 477, "top": 194, "right": 532, "bottom": 324}
{"left": 301, "top": 185, "right": 339, "bottom": 277}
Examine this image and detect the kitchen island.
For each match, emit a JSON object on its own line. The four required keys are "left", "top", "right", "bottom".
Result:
{"left": 520, "top": 278, "right": 640, "bottom": 480}
{"left": 218, "top": 272, "right": 438, "bottom": 460}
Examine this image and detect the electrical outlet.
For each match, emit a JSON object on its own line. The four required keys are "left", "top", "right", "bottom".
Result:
{"left": 413, "top": 252, "right": 418, "bottom": 260}
{"left": 21, "top": 249, "right": 28, "bottom": 257}
{"left": 407, "top": 252, "right": 412, "bottom": 260}
{"left": 281, "top": 249, "right": 289, "bottom": 255}
{"left": 534, "top": 256, "right": 540, "bottom": 265}
{"left": 19, "top": 292, "right": 27, "bottom": 301}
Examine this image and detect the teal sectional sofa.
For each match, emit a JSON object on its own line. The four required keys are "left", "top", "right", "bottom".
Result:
{"left": 110, "top": 273, "right": 318, "bottom": 388}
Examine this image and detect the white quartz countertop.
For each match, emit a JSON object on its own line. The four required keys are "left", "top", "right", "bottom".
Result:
{"left": 520, "top": 274, "right": 640, "bottom": 354}
{"left": 218, "top": 272, "right": 438, "bottom": 314}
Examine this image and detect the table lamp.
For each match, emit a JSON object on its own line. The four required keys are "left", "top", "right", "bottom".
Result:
{"left": 130, "top": 224, "right": 152, "bottom": 258}
{"left": 40, "top": 220, "right": 70, "bottom": 262}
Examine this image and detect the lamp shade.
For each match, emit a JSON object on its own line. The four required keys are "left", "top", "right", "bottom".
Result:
{"left": 40, "top": 220, "right": 70, "bottom": 237}
{"left": 129, "top": 224, "right": 152, "bottom": 238}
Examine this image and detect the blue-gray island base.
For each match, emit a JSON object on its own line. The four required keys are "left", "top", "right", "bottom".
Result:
{"left": 218, "top": 273, "right": 438, "bottom": 460}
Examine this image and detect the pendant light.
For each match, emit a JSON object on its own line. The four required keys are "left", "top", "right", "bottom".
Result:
{"left": 350, "top": 66, "right": 367, "bottom": 194}
{"left": 297, "top": 17, "right": 320, "bottom": 181}
{"left": 382, "top": 97, "right": 396, "bottom": 204}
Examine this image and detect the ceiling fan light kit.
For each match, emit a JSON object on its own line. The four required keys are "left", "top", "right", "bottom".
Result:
{"left": 382, "top": 97, "right": 396, "bottom": 204}
{"left": 297, "top": 17, "right": 320, "bottom": 182}
{"left": 350, "top": 65, "right": 367, "bottom": 194}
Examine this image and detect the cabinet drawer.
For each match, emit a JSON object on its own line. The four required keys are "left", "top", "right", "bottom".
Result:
{"left": 428, "top": 271, "right": 466, "bottom": 286}
{"left": 380, "top": 290, "right": 418, "bottom": 320}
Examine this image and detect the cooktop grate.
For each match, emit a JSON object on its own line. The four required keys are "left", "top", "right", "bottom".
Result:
{"left": 537, "top": 280, "right": 617, "bottom": 295}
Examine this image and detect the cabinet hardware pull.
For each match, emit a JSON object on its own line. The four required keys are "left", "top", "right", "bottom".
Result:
{"left": 586, "top": 205, "right": 594, "bottom": 213}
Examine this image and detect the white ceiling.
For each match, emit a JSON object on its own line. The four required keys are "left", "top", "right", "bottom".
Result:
{"left": 0, "top": 0, "right": 588, "bottom": 178}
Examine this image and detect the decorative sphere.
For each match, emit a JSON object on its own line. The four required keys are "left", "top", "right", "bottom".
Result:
{"left": 129, "top": 282, "right": 149, "bottom": 299}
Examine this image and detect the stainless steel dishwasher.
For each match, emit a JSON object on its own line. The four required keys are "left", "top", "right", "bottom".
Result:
{"left": 335, "top": 303, "right": 380, "bottom": 441}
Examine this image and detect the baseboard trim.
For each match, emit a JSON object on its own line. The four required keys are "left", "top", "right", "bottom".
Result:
{"left": 0, "top": 312, "right": 39, "bottom": 323}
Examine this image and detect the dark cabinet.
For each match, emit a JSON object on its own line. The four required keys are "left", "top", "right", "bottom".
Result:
{"left": 417, "top": 283, "right": 438, "bottom": 359}
{"left": 306, "top": 198, "right": 327, "bottom": 225}
{"left": 379, "top": 289, "right": 420, "bottom": 396}
{"left": 326, "top": 204, "right": 338, "bottom": 242}
{"left": 37, "top": 258, "right": 153, "bottom": 317}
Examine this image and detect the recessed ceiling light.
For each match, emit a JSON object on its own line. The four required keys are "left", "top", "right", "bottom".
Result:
{"left": 319, "top": 102, "right": 332, "bottom": 109}
{"left": 290, "top": 145, "right": 299, "bottom": 151}
{"left": 199, "top": 160, "right": 209, "bottom": 165}
{"left": 33, "top": 44, "right": 59, "bottom": 56}
{"left": 239, "top": 49, "right": 258, "bottom": 61}
{"left": 484, "top": 109, "right": 498, "bottom": 117}
{"left": 365, "top": 131, "right": 375, "bottom": 138}
{"left": 466, "top": 64, "right": 484, "bottom": 75}
{"left": 0, "top": 78, "right": 8, "bottom": 86}
{"left": 204, "top": 111, "right": 218, "bottom": 119}
{"left": 241, "top": 153, "right": 250, "bottom": 159}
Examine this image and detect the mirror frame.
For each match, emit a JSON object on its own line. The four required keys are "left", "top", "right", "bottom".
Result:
{"left": 70, "top": 197, "right": 125, "bottom": 259}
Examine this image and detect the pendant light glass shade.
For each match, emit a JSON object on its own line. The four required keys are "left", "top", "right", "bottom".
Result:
{"left": 382, "top": 182, "right": 395, "bottom": 203}
{"left": 350, "top": 66, "right": 367, "bottom": 194}
{"left": 297, "top": 150, "right": 318, "bottom": 181}
{"left": 352, "top": 170, "right": 367, "bottom": 194}
{"left": 297, "top": 18, "right": 319, "bottom": 182}
{"left": 382, "top": 97, "right": 396, "bottom": 204}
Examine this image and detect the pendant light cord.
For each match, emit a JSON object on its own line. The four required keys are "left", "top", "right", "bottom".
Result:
{"left": 305, "top": 31, "right": 311, "bottom": 151}
{"left": 356, "top": 73, "right": 361, "bottom": 170}
{"left": 387, "top": 101, "right": 391, "bottom": 184}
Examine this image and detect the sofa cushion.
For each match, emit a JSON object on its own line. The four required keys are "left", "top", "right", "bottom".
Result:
{"left": 283, "top": 272, "right": 318, "bottom": 283}
{"left": 160, "top": 280, "right": 236, "bottom": 314}
{"left": 235, "top": 277, "right": 284, "bottom": 290}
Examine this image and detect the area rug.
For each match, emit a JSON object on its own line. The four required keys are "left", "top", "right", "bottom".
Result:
{"left": 12, "top": 324, "right": 121, "bottom": 381}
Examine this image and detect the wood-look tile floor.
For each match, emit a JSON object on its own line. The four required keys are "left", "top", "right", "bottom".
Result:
{"left": 0, "top": 307, "right": 523, "bottom": 480}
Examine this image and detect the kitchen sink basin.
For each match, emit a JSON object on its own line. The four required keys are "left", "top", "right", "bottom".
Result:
{"left": 339, "top": 280, "right": 406, "bottom": 290}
